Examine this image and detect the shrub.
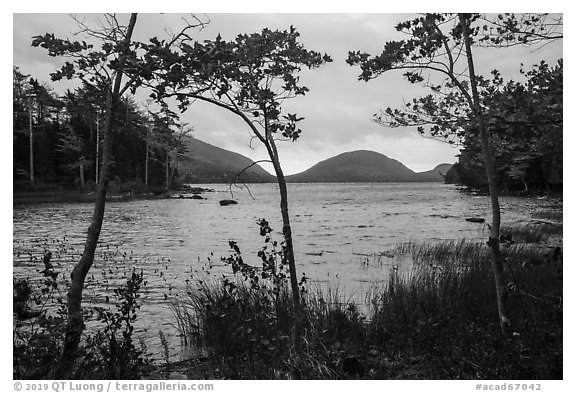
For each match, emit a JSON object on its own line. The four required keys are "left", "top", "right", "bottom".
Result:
{"left": 77, "top": 270, "right": 150, "bottom": 379}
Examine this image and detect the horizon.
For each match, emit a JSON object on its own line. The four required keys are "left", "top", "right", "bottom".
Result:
{"left": 194, "top": 135, "right": 455, "bottom": 176}
{"left": 11, "top": 13, "right": 562, "bottom": 175}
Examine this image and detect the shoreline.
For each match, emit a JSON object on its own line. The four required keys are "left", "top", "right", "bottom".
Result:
{"left": 13, "top": 186, "right": 216, "bottom": 206}
{"left": 13, "top": 183, "right": 562, "bottom": 206}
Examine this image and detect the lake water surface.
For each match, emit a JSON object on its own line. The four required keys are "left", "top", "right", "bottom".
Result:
{"left": 12, "top": 183, "right": 546, "bottom": 360}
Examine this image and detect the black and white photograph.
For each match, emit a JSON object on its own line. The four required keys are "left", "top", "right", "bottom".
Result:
{"left": 9, "top": 3, "right": 567, "bottom": 387}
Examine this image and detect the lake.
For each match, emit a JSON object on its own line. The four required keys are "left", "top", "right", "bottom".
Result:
{"left": 12, "top": 182, "right": 546, "bottom": 360}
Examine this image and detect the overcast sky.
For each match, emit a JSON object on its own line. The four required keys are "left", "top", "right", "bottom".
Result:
{"left": 11, "top": 10, "right": 563, "bottom": 175}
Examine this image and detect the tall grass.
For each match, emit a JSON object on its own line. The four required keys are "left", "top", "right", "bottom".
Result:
{"left": 367, "top": 232, "right": 562, "bottom": 379}
{"left": 170, "top": 275, "right": 370, "bottom": 378}
{"left": 395, "top": 238, "right": 489, "bottom": 265}
{"left": 171, "top": 276, "right": 296, "bottom": 359}
{"left": 531, "top": 211, "right": 562, "bottom": 221}
{"left": 500, "top": 223, "right": 562, "bottom": 244}
{"left": 172, "top": 224, "right": 562, "bottom": 379}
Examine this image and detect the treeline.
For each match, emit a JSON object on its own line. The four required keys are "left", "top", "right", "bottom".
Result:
{"left": 444, "top": 60, "right": 563, "bottom": 194}
{"left": 13, "top": 66, "right": 191, "bottom": 193}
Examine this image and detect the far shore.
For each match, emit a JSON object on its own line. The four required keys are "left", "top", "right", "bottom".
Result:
{"left": 13, "top": 186, "right": 216, "bottom": 206}
{"left": 13, "top": 182, "right": 562, "bottom": 206}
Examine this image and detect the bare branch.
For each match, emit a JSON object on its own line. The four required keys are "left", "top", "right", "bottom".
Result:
{"left": 165, "top": 14, "right": 210, "bottom": 47}
{"left": 226, "top": 159, "right": 273, "bottom": 200}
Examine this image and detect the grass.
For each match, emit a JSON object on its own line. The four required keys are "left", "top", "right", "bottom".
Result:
{"left": 532, "top": 212, "right": 562, "bottom": 222}
{"left": 367, "top": 241, "right": 562, "bottom": 379}
{"left": 170, "top": 276, "right": 368, "bottom": 379}
{"left": 171, "top": 223, "right": 562, "bottom": 379}
{"left": 395, "top": 238, "right": 488, "bottom": 265}
{"left": 500, "top": 223, "right": 562, "bottom": 244}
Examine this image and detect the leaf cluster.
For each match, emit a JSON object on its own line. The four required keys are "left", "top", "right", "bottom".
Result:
{"left": 221, "top": 218, "right": 306, "bottom": 294}
{"left": 477, "top": 13, "right": 563, "bottom": 47}
{"left": 347, "top": 14, "right": 454, "bottom": 82}
{"left": 143, "top": 26, "right": 332, "bottom": 142}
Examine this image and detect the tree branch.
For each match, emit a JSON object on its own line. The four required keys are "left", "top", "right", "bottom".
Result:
{"left": 227, "top": 159, "right": 273, "bottom": 200}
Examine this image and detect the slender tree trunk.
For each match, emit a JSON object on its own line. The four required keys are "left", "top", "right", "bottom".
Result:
{"left": 165, "top": 151, "right": 170, "bottom": 190}
{"left": 40, "top": 103, "right": 46, "bottom": 182}
{"left": 79, "top": 163, "right": 85, "bottom": 188}
{"left": 95, "top": 113, "right": 100, "bottom": 184}
{"left": 145, "top": 131, "right": 149, "bottom": 186}
{"left": 460, "top": 14, "right": 510, "bottom": 336}
{"left": 267, "top": 136, "right": 300, "bottom": 308}
{"left": 29, "top": 104, "right": 34, "bottom": 183}
{"left": 61, "top": 13, "right": 138, "bottom": 364}
{"left": 170, "top": 160, "right": 177, "bottom": 187}
{"left": 89, "top": 112, "right": 94, "bottom": 144}
{"left": 521, "top": 176, "right": 528, "bottom": 193}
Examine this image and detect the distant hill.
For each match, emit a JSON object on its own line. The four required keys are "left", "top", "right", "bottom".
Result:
{"left": 176, "top": 143, "right": 451, "bottom": 184}
{"left": 414, "top": 163, "right": 453, "bottom": 182}
{"left": 178, "top": 138, "right": 274, "bottom": 183}
{"left": 285, "top": 150, "right": 453, "bottom": 183}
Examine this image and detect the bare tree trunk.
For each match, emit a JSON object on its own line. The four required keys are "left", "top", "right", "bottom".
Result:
{"left": 521, "top": 176, "right": 528, "bottom": 193}
{"left": 170, "top": 160, "right": 177, "bottom": 187}
{"left": 165, "top": 151, "right": 170, "bottom": 190}
{"left": 40, "top": 103, "right": 46, "bottom": 182}
{"left": 61, "top": 13, "right": 138, "bottom": 364}
{"left": 79, "top": 163, "right": 85, "bottom": 188}
{"left": 267, "top": 136, "right": 300, "bottom": 308}
{"left": 29, "top": 104, "right": 34, "bottom": 183}
{"left": 95, "top": 113, "right": 100, "bottom": 184}
{"left": 460, "top": 14, "right": 510, "bottom": 336}
{"left": 145, "top": 130, "right": 149, "bottom": 186}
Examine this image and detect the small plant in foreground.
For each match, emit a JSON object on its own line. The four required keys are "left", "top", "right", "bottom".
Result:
{"left": 13, "top": 251, "right": 67, "bottom": 379}
{"left": 182, "top": 219, "right": 301, "bottom": 362}
{"left": 13, "top": 244, "right": 152, "bottom": 379}
{"left": 80, "top": 270, "right": 150, "bottom": 379}
{"left": 159, "top": 330, "right": 171, "bottom": 377}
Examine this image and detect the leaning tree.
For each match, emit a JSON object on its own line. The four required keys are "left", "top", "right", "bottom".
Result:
{"left": 138, "top": 26, "right": 332, "bottom": 308}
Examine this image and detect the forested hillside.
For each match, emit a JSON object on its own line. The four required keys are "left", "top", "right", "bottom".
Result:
{"left": 444, "top": 61, "right": 563, "bottom": 194}
{"left": 13, "top": 66, "right": 273, "bottom": 192}
{"left": 13, "top": 67, "right": 171, "bottom": 191}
